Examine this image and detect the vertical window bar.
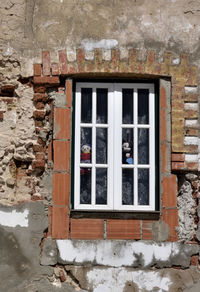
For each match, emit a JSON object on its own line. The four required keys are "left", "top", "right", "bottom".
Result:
{"left": 149, "top": 88, "right": 155, "bottom": 209}
{"left": 134, "top": 89, "right": 138, "bottom": 206}
{"left": 92, "top": 88, "right": 96, "bottom": 206}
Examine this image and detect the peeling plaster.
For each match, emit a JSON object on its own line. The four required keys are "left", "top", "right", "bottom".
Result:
{"left": 57, "top": 240, "right": 198, "bottom": 268}
{"left": 86, "top": 268, "right": 172, "bottom": 292}
{"left": 0, "top": 209, "right": 29, "bottom": 227}
{"left": 81, "top": 39, "right": 118, "bottom": 51}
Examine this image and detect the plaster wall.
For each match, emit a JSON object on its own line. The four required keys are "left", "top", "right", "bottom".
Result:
{"left": 1, "top": 0, "right": 200, "bottom": 291}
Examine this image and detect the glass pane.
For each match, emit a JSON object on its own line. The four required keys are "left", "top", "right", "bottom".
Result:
{"left": 81, "top": 128, "right": 92, "bottom": 163}
{"left": 96, "top": 168, "right": 107, "bottom": 204}
{"left": 138, "top": 128, "right": 149, "bottom": 164}
{"left": 122, "top": 128, "right": 133, "bottom": 164}
{"left": 138, "top": 89, "right": 149, "bottom": 124}
{"left": 96, "top": 128, "right": 107, "bottom": 164}
{"left": 97, "top": 88, "right": 108, "bottom": 124}
{"left": 81, "top": 88, "right": 92, "bottom": 123}
{"left": 122, "top": 89, "right": 133, "bottom": 124}
{"left": 80, "top": 168, "right": 91, "bottom": 204}
{"left": 122, "top": 169, "right": 134, "bottom": 205}
{"left": 138, "top": 168, "right": 149, "bottom": 205}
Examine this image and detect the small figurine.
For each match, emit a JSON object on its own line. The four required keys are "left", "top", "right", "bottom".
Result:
{"left": 81, "top": 144, "right": 91, "bottom": 163}
{"left": 122, "top": 130, "right": 133, "bottom": 164}
{"left": 122, "top": 141, "right": 133, "bottom": 164}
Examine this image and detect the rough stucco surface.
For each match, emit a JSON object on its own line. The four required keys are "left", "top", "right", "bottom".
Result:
{"left": 1, "top": 0, "right": 200, "bottom": 291}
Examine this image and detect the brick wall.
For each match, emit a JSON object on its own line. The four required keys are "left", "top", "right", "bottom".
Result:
{"left": 33, "top": 48, "right": 199, "bottom": 241}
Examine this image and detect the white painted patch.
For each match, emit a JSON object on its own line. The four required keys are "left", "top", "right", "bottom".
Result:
{"left": 57, "top": 240, "right": 181, "bottom": 268}
{"left": 184, "top": 102, "right": 198, "bottom": 111}
{"left": 185, "top": 119, "right": 198, "bottom": 127}
{"left": 3, "top": 42, "right": 13, "bottom": 57}
{"left": 185, "top": 154, "right": 198, "bottom": 162}
{"left": 184, "top": 136, "right": 199, "bottom": 145}
{"left": 85, "top": 50, "right": 94, "bottom": 61}
{"left": 102, "top": 49, "right": 111, "bottom": 61}
{"left": 185, "top": 86, "right": 198, "bottom": 93}
{"left": 67, "top": 50, "right": 76, "bottom": 62}
{"left": 81, "top": 39, "right": 118, "bottom": 51}
{"left": 0, "top": 209, "right": 29, "bottom": 227}
{"left": 120, "top": 47, "right": 129, "bottom": 59}
{"left": 86, "top": 268, "right": 172, "bottom": 292}
{"left": 172, "top": 58, "right": 180, "bottom": 65}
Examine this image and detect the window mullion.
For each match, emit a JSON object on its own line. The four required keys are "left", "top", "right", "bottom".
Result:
{"left": 91, "top": 87, "right": 96, "bottom": 206}
{"left": 134, "top": 89, "right": 138, "bottom": 207}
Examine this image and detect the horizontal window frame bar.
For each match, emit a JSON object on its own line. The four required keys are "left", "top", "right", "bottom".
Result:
{"left": 70, "top": 210, "right": 160, "bottom": 220}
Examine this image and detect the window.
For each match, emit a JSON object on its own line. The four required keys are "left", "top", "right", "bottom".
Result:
{"left": 74, "top": 82, "right": 156, "bottom": 211}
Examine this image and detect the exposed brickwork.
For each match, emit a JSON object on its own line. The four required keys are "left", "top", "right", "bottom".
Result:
{"left": 32, "top": 48, "right": 198, "bottom": 240}
{"left": 71, "top": 219, "right": 104, "bottom": 239}
{"left": 107, "top": 220, "right": 141, "bottom": 239}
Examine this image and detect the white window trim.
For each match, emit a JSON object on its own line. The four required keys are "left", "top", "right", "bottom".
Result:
{"left": 74, "top": 82, "right": 155, "bottom": 211}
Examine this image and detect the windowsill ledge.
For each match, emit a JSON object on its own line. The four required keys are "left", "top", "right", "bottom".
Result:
{"left": 70, "top": 210, "right": 160, "bottom": 220}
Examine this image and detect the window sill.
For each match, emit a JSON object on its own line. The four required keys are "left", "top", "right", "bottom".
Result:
{"left": 70, "top": 210, "right": 160, "bottom": 220}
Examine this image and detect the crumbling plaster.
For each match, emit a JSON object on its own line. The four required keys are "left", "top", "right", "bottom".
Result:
{"left": 1, "top": 0, "right": 200, "bottom": 291}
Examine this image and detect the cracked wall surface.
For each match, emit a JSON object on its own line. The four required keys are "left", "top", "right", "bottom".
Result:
{"left": 1, "top": 0, "right": 200, "bottom": 291}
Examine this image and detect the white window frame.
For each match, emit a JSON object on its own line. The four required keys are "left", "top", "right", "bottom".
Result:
{"left": 74, "top": 82, "right": 155, "bottom": 211}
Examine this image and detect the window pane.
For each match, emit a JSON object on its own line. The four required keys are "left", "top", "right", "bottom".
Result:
{"left": 138, "top": 168, "right": 149, "bottom": 205}
{"left": 96, "top": 168, "right": 107, "bottom": 204}
{"left": 80, "top": 168, "right": 91, "bottom": 204}
{"left": 122, "top": 128, "right": 133, "bottom": 164}
{"left": 122, "top": 169, "right": 134, "bottom": 205}
{"left": 122, "top": 89, "right": 133, "bottom": 124}
{"left": 81, "top": 127, "right": 92, "bottom": 163}
{"left": 97, "top": 88, "right": 108, "bottom": 124}
{"left": 138, "top": 128, "right": 149, "bottom": 164}
{"left": 96, "top": 128, "right": 107, "bottom": 164}
{"left": 81, "top": 88, "right": 92, "bottom": 123}
{"left": 138, "top": 89, "right": 149, "bottom": 124}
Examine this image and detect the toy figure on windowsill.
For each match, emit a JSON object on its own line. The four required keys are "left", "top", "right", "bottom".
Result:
{"left": 122, "top": 130, "right": 133, "bottom": 164}
{"left": 81, "top": 144, "right": 91, "bottom": 175}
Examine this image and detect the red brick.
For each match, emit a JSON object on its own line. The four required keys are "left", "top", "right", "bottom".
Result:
{"left": 33, "top": 110, "right": 46, "bottom": 120}
{"left": 33, "top": 76, "right": 60, "bottom": 85}
{"left": 171, "top": 153, "right": 185, "bottom": 162}
{"left": 171, "top": 162, "right": 185, "bottom": 171}
{"left": 35, "top": 152, "right": 45, "bottom": 160}
{"left": 53, "top": 141, "right": 70, "bottom": 171}
{"left": 36, "top": 102, "right": 45, "bottom": 109}
{"left": 65, "top": 79, "right": 72, "bottom": 108}
{"left": 111, "top": 49, "right": 119, "bottom": 71}
{"left": 107, "top": 219, "right": 141, "bottom": 240}
{"left": 33, "top": 144, "right": 45, "bottom": 153}
{"left": 162, "top": 175, "right": 177, "bottom": 208}
{"left": 161, "top": 209, "right": 178, "bottom": 241}
{"left": 77, "top": 49, "right": 85, "bottom": 72}
{"left": 52, "top": 206, "right": 69, "bottom": 239}
{"left": 42, "top": 51, "right": 51, "bottom": 76}
{"left": 190, "top": 255, "right": 199, "bottom": 266}
{"left": 48, "top": 141, "right": 53, "bottom": 162}
{"left": 51, "top": 63, "right": 60, "bottom": 75}
{"left": 34, "top": 64, "right": 42, "bottom": 76}
{"left": 34, "top": 86, "right": 46, "bottom": 93}
{"left": 33, "top": 93, "right": 48, "bottom": 102}
{"left": 59, "top": 50, "right": 68, "bottom": 75}
{"left": 185, "top": 162, "right": 198, "bottom": 171}
{"left": 32, "top": 160, "right": 45, "bottom": 170}
{"left": 160, "top": 108, "right": 166, "bottom": 141}
{"left": 161, "top": 143, "right": 167, "bottom": 173}
{"left": 70, "top": 219, "right": 104, "bottom": 239}
{"left": 53, "top": 173, "right": 70, "bottom": 205}
{"left": 54, "top": 108, "right": 71, "bottom": 140}
{"left": 142, "top": 220, "right": 156, "bottom": 240}
{"left": 147, "top": 50, "right": 155, "bottom": 64}
{"left": 0, "top": 111, "right": 3, "bottom": 121}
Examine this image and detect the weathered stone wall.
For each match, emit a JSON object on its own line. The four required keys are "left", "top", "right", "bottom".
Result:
{"left": 1, "top": 1, "right": 200, "bottom": 291}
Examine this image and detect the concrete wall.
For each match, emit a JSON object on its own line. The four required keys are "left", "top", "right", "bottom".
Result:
{"left": 1, "top": 1, "right": 200, "bottom": 291}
